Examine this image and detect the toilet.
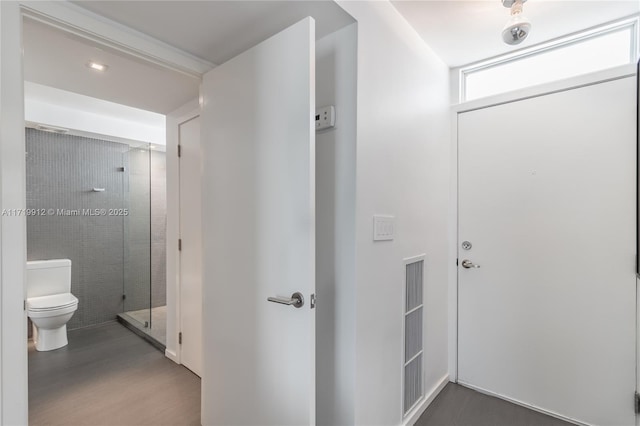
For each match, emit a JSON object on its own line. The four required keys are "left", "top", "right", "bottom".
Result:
{"left": 27, "top": 259, "right": 78, "bottom": 351}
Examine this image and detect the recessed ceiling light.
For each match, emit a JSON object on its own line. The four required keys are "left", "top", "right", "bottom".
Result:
{"left": 86, "top": 61, "right": 108, "bottom": 72}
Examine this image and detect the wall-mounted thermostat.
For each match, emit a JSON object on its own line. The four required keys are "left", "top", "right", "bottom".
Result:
{"left": 316, "top": 106, "right": 335, "bottom": 131}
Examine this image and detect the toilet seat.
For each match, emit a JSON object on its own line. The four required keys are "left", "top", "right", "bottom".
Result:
{"left": 27, "top": 293, "right": 78, "bottom": 315}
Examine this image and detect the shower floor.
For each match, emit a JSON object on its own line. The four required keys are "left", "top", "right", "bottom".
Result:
{"left": 118, "top": 305, "right": 166, "bottom": 349}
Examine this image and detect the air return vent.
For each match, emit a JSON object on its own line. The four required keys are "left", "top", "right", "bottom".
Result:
{"left": 403, "top": 256, "right": 425, "bottom": 416}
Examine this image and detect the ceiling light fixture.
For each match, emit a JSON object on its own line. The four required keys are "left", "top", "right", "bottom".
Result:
{"left": 86, "top": 61, "right": 108, "bottom": 72}
{"left": 501, "top": 0, "right": 531, "bottom": 45}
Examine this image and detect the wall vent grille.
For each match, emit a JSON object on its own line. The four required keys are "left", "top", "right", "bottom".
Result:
{"left": 403, "top": 258, "right": 424, "bottom": 416}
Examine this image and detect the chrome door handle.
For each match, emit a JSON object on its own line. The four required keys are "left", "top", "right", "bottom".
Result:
{"left": 267, "top": 292, "right": 304, "bottom": 308}
{"left": 461, "top": 259, "right": 480, "bottom": 269}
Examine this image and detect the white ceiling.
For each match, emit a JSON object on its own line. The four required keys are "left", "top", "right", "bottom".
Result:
{"left": 24, "top": 1, "right": 354, "bottom": 116}
{"left": 391, "top": 1, "right": 640, "bottom": 67}
{"left": 70, "top": 0, "right": 639, "bottom": 69}
{"left": 23, "top": 17, "right": 201, "bottom": 114}
{"left": 25, "top": 0, "right": 638, "bottom": 115}
{"left": 72, "top": 1, "right": 356, "bottom": 65}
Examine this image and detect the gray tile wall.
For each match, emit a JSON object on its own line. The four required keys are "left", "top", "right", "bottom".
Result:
{"left": 26, "top": 129, "right": 167, "bottom": 330}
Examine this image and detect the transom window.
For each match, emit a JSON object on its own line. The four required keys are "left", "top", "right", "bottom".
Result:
{"left": 461, "top": 17, "right": 639, "bottom": 102}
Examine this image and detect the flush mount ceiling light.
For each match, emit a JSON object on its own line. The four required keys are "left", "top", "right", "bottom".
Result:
{"left": 502, "top": 0, "right": 531, "bottom": 45}
{"left": 86, "top": 61, "right": 108, "bottom": 72}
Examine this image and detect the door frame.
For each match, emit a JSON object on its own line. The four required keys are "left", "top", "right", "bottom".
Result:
{"left": 1, "top": 2, "right": 212, "bottom": 423}
{"left": 165, "top": 104, "right": 200, "bottom": 365}
{"left": 1, "top": 2, "right": 28, "bottom": 423}
{"left": 448, "top": 63, "right": 637, "bottom": 402}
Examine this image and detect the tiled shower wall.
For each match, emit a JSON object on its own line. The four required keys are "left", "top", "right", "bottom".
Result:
{"left": 26, "top": 129, "right": 167, "bottom": 330}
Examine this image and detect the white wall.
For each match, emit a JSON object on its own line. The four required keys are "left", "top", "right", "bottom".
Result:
{"left": 335, "top": 2, "right": 451, "bottom": 424}
{"left": 24, "top": 82, "right": 166, "bottom": 145}
{"left": 315, "top": 24, "right": 357, "bottom": 426}
{"left": 0, "top": 2, "right": 28, "bottom": 425}
{"left": 450, "top": 68, "right": 461, "bottom": 106}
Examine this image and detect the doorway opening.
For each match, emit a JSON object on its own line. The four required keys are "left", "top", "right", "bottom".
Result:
{"left": 22, "top": 13, "right": 202, "bottom": 425}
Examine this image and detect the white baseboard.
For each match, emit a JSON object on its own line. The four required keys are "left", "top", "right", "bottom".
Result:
{"left": 165, "top": 348, "right": 180, "bottom": 364}
{"left": 457, "top": 381, "right": 590, "bottom": 426}
{"left": 403, "top": 374, "right": 450, "bottom": 426}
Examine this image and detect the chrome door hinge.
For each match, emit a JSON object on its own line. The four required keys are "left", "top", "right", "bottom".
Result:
{"left": 178, "top": 239, "right": 182, "bottom": 251}
{"left": 178, "top": 144, "right": 182, "bottom": 157}
{"left": 23, "top": 300, "right": 26, "bottom": 311}
{"left": 635, "top": 391, "right": 640, "bottom": 413}
{"left": 179, "top": 332, "right": 183, "bottom": 345}
{"left": 310, "top": 294, "right": 316, "bottom": 309}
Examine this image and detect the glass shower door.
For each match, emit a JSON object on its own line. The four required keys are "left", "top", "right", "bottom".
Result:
{"left": 122, "top": 144, "right": 152, "bottom": 329}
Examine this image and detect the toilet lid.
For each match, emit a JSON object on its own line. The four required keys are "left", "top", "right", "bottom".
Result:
{"left": 27, "top": 293, "right": 78, "bottom": 311}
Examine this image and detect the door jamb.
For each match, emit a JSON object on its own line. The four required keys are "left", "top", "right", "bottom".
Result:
{"left": 448, "top": 63, "right": 638, "bottom": 383}
{"left": 1, "top": 2, "right": 28, "bottom": 424}
{"left": 166, "top": 105, "right": 200, "bottom": 364}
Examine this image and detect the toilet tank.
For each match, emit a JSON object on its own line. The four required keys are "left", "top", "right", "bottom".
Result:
{"left": 26, "top": 259, "right": 72, "bottom": 298}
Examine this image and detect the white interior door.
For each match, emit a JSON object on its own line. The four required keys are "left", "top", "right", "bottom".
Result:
{"left": 178, "top": 115, "right": 202, "bottom": 377}
{"left": 458, "top": 77, "right": 636, "bottom": 425}
{"left": 200, "top": 18, "right": 316, "bottom": 425}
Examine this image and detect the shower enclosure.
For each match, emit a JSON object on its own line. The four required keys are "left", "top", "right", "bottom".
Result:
{"left": 118, "top": 143, "right": 167, "bottom": 347}
{"left": 25, "top": 128, "right": 166, "bottom": 349}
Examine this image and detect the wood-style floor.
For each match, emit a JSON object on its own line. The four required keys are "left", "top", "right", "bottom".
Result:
{"left": 28, "top": 321, "right": 200, "bottom": 426}
{"left": 30, "top": 322, "right": 571, "bottom": 426}
{"left": 416, "top": 383, "right": 572, "bottom": 426}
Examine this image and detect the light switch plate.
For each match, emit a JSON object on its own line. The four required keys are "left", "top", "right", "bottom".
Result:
{"left": 373, "top": 215, "right": 395, "bottom": 241}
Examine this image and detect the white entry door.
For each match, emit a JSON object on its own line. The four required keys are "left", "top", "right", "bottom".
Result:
{"left": 458, "top": 77, "right": 636, "bottom": 425}
{"left": 200, "top": 18, "right": 316, "bottom": 425}
{"left": 178, "top": 115, "right": 202, "bottom": 377}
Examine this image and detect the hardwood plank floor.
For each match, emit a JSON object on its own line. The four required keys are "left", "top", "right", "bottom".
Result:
{"left": 416, "top": 383, "right": 573, "bottom": 426}
{"left": 30, "top": 323, "right": 573, "bottom": 426}
{"left": 29, "top": 321, "right": 200, "bottom": 426}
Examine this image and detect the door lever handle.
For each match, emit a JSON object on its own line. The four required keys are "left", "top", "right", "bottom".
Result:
{"left": 267, "top": 292, "right": 304, "bottom": 308}
{"left": 461, "top": 259, "right": 480, "bottom": 269}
